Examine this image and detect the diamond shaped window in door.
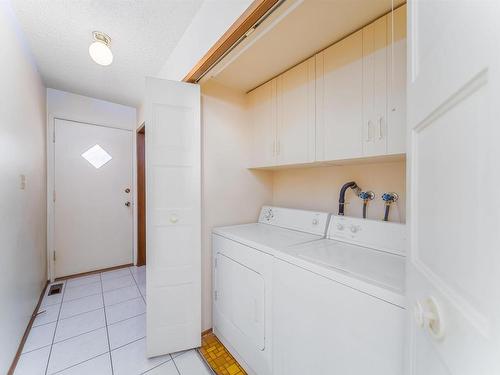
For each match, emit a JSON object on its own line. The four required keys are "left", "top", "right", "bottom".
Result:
{"left": 81, "top": 144, "right": 112, "bottom": 169}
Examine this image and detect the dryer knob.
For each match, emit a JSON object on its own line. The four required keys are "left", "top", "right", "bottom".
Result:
{"left": 336, "top": 223, "right": 344, "bottom": 231}
{"left": 350, "top": 225, "right": 358, "bottom": 233}
{"left": 312, "top": 219, "right": 319, "bottom": 225}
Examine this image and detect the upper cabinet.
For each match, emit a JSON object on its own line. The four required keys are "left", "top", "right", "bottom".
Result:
{"left": 362, "top": 15, "right": 389, "bottom": 157}
{"left": 386, "top": 4, "right": 407, "bottom": 155}
{"left": 249, "top": 78, "right": 277, "bottom": 167}
{"left": 316, "top": 30, "right": 363, "bottom": 161}
{"left": 277, "top": 57, "right": 316, "bottom": 165}
{"left": 249, "top": 5, "right": 406, "bottom": 168}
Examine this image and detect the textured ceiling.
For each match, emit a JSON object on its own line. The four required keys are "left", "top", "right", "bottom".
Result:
{"left": 11, "top": 0, "right": 203, "bottom": 107}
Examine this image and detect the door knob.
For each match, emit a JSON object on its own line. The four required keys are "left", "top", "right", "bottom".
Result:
{"left": 414, "top": 296, "right": 446, "bottom": 340}
{"left": 125, "top": 201, "right": 131, "bottom": 207}
{"left": 125, "top": 188, "right": 130, "bottom": 193}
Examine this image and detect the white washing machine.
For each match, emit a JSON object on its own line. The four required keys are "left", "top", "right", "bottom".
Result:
{"left": 272, "top": 215, "right": 406, "bottom": 375}
{"left": 212, "top": 206, "right": 330, "bottom": 375}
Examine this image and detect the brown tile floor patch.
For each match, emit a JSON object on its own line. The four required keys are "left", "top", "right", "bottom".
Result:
{"left": 200, "top": 331, "right": 247, "bottom": 375}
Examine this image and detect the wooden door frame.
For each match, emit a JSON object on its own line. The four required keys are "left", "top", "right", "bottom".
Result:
{"left": 183, "top": 0, "right": 281, "bottom": 83}
{"left": 136, "top": 123, "right": 146, "bottom": 266}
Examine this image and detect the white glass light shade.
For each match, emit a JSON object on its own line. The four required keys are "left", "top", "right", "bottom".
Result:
{"left": 89, "top": 41, "right": 113, "bottom": 66}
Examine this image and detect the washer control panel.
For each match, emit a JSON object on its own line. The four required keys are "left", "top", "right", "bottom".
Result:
{"left": 329, "top": 215, "right": 406, "bottom": 256}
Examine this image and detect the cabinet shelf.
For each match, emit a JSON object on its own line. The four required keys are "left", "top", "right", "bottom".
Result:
{"left": 248, "top": 153, "right": 405, "bottom": 171}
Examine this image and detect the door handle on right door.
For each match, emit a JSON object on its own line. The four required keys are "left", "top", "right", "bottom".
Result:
{"left": 125, "top": 201, "right": 131, "bottom": 207}
{"left": 414, "top": 296, "right": 446, "bottom": 340}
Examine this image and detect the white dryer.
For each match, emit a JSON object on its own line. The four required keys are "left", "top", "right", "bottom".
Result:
{"left": 272, "top": 215, "right": 406, "bottom": 375}
{"left": 212, "top": 206, "right": 330, "bottom": 375}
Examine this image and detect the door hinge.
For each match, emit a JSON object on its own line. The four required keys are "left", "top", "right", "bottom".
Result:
{"left": 214, "top": 290, "right": 218, "bottom": 301}
{"left": 53, "top": 190, "right": 56, "bottom": 202}
{"left": 53, "top": 130, "right": 55, "bottom": 143}
{"left": 53, "top": 251, "right": 56, "bottom": 262}
{"left": 214, "top": 258, "right": 218, "bottom": 268}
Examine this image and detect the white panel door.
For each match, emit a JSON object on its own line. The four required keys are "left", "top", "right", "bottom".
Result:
{"left": 316, "top": 30, "right": 363, "bottom": 161}
{"left": 276, "top": 57, "right": 315, "bottom": 165}
{"left": 145, "top": 78, "right": 201, "bottom": 357}
{"left": 249, "top": 79, "right": 277, "bottom": 167}
{"left": 407, "top": 1, "right": 500, "bottom": 374}
{"left": 54, "top": 119, "right": 132, "bottom": 278}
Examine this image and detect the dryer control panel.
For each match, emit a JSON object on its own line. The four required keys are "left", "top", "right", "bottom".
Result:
{"left": 258, "top": 206, "right": 330, "bottom": 236}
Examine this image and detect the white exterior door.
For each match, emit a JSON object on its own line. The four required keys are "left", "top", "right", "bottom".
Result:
{"left": 407, "top": 1, "right": 500, "bottom": 374}
{"left": 54, "top": 119, "right": 133, "bottom": 278}
{"left": 144, "top": 78, "right": 201, "bottom": 357}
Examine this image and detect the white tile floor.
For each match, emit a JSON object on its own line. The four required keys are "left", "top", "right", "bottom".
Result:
{"left": 15, "top": 266, "right": 213, "bottom": 375}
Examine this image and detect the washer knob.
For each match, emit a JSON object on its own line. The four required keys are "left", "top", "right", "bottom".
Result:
{"left": 336, "top": 223, "right": 344, "bottom": 231}
{"left": 312, "top": 219, "right": 319, "bottom": 225}
{"left": 350, "top": 225, "right": 358, "bottom": 233}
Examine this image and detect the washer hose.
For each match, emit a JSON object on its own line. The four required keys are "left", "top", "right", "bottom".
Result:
{"left": 338, "top": 181, "right": 359, "bottom": 215}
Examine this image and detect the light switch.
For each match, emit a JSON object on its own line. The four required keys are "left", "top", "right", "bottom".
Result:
{"left": 19, "top": 174, "right": 27, "bottom": 190}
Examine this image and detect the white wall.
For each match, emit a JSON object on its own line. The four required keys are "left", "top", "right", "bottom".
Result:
{"left": 0, "top": 2, "right": 47, "bottom": 373}
{"left": 272, "top": 161, "right": 406, "bottom": 223}
{"left": 46, "top": 89, "right": 137, "bottom": 280}
{"left": 47, "top": 88, "right": 137, "bottom": 131}
{"left": 201, "top": 81, "right": 273, "bottom": 330}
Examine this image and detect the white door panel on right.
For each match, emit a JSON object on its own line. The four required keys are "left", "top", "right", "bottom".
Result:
{"left": 407, "top": 1, "right": 500, "bottom": 373}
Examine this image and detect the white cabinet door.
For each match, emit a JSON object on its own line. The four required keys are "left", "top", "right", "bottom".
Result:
{"left": 407, "top": 1, "right": 500, "bottom": 374}
{"left": 144, "top": 78, "right": 201, "bottom": 357}
{"left": 316, "top": 30, "right": 363, "bottom": 161}
{"left": 276, "top": 57, "right": 315, "bottom": 165}
{"left": 363, "top": 16, "right": 388, "bottom": 156}
{"left": 386, "top": 4, "right": 406, "bottom": 155}
{"left": 249, "top": 79, "right": 277, "bottom": 167}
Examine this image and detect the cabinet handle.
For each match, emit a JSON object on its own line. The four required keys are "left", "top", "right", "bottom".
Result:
{"left": 366, "top": 120, "right": 373, "bottom": 142}
{"left": 378, "top": 116, "right": 383, "bottom": 140}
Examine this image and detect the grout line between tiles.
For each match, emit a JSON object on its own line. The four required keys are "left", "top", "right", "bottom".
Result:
{"left": 107, "top": 311, "right": 146, "bottom": 328}
{"left": 52, "top": 324, "right": 106, "bottom": 345}
{"left": 20, "top": 342, "right": 52, "bottom": 356}
{"left": 50, "top": 352, "right": 110, "bottom": 375}
{"left": 129, "top": 267, "right": 147, "bottom": 305}
{"left": 138, "top": 354, "right": 174, "bottom": 375}
{"left": 31, "top": 317, "right": 59, "bottom": 329}
{"left": 58, "top": 306, "right": 104, "bottom": 322}
{"left": 170, "top": 354, "right": 182, "bottom": 375}
{"left": 44, "top": 281, "right": 68, "bottom": 375}
{"left": 110, "top": 335, "right": 146, "bottom": 352}
{"left": 195, "top": 349, "right": 217, "bottom": 375}
{"left": 100, "top": 272, "right": 115, "bottom": 375}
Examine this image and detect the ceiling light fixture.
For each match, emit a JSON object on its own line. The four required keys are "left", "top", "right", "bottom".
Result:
{"left": 89, "top": 31, "right": 113, "bottom": 66}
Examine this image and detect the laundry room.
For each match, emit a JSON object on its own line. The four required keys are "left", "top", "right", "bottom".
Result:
{"left": 5, "top": 0, "right": 494, "bottom": 373}
{"left": 198, "top": 1, "right": 407, "bottom": 373}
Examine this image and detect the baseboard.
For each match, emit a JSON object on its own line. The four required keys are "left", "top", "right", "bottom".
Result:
{"left": 201, "top": 328, "right": 213, "bottom": 336}
{"left": 55, "top": 263, "right": 134, "bottom": 281}
{"left": 7, "top": 280, "right": 49, "bottom": 375}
